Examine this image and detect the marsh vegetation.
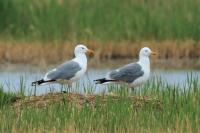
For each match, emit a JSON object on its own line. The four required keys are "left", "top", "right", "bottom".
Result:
{"left": 0, "top": 76, "right": 200, "bottom": 132}
{"left": 1, "top": 0, "right": 200, "bottom": 41}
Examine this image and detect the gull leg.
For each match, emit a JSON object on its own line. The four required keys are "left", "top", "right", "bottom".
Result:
{"left": 131, "top": 87, "right": 135, "bottom": 92}
{"left": 62, "top": 84, "right": 68, "bottom": 93}
{"left": 33, "top": 84, "right": 37, "bottom": 96}
{"left": 62, "top": 82, "right": 72, "bottom": 93}
{"left": 128, "top": 84, "right": 135, "bottom": 95}
{"left": 128, "top": 87, "right": 135, "bottom": 95}
{"left": 60, "top": 84, "right": 64, "bottom": 93}
{"left": 68, "top": 83, "right": 72, "bottom": 92}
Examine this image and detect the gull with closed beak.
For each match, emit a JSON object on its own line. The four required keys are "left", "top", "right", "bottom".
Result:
{"left": 32, "top": 44, "right": 94, "bottom": 89}
{"left": 94, "top": 47, "right": 156, "bottom": 90}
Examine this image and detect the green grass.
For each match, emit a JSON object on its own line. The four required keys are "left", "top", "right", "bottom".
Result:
{"left": 0, "top": 86, "right": 17, "bottom": 108}
{"left": 1, "top": 0, "right": 200, "bottom": 41}
{"left": 0, "top": 75, "right": 200, "bottom": 132}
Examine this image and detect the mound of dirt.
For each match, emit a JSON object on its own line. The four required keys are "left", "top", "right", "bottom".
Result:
{"left": 11, "top": 92, "right": 162, "bottom": 110}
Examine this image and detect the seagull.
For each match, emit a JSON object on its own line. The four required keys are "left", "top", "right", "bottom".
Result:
{"left": 94, "top": 47, "right": 156, "bottom": 90}
{"left": 32, "top": 44, "right": 94, "bottom": 88}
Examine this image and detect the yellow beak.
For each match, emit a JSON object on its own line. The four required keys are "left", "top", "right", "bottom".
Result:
{"left": 151, "top": 51, "right": 157, "bottom": 55}
{"left": 86, "top": 49, "right": 95, "bottom": 57}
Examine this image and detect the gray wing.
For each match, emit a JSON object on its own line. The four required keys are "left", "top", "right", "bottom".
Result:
{"left": 109, "top": 63, "right": 144, "bottom": 83}
{"left": 46, "top": 60, "right": 81, "bottom": 80}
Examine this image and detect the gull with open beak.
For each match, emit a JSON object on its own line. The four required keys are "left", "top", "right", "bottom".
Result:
{"left": 32, "top": 44, "right": 94, "bottom": 89}
{"left": 95, "top": 47, "right": 156, "bottom": 90}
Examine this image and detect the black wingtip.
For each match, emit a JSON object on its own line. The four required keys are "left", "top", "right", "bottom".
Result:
{"left": 31, "top": 79, "right": 44, "bottom": 86}
{"left": 31, "top": 79, "right": 56, "bottom": 86}
{"left": 94, "top": 78, "right": 116, "bottom": 84}
{"left": 94, "top": 78, "right": 105, "bottom": 84}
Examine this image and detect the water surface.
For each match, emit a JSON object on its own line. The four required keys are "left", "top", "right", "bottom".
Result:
{"left": 0, "top": 65, "right": 199, "bottom": 95}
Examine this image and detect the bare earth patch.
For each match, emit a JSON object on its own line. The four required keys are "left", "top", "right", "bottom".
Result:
{"left": 11, "top": 92, "right": 163, "bottom": 110}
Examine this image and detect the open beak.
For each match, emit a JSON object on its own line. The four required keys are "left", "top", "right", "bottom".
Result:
{"left": 151, "top": 51, "right": 157, "bottom": 55}
{"left": 86, "top": 49, "right": 95, "bottom": 57}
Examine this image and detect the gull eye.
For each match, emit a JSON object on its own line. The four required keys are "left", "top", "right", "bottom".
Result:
{"left": 82, "top": 47, "right": 84, "bottom": 49}
{"left": 145, "top": 50, "right": 148, "bottom": 52}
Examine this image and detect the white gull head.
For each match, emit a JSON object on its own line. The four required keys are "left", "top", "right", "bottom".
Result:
{"left": 139, "top": 47, "right": 156, "bottom": 59}
{"left": 138, "top": 47, "right": 156, "bottom": 67}
{"left": 74, "top": 44, "right": 94, "bottom": 58}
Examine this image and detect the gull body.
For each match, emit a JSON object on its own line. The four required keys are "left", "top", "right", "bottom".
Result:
{"left": 32, "top": 44, "right": 94, "bottom": 86}
{"left": 95, "top": 47, "right": 156, "bottom": 89}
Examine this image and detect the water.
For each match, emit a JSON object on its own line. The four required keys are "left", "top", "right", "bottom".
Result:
{"left": 0, "top": 65, "right": 199, "bottom": 95}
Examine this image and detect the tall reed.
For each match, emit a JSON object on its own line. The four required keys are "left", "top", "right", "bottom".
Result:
{"left": 0, "top": 0, "right": 200, "bottom": 41}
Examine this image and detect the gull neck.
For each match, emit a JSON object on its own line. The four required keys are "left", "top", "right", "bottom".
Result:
{"left": 138, "top": 56, "right": 150, "bottom": 67}
{"left": 75, "top": 53, "right": 87, "bottom": 64}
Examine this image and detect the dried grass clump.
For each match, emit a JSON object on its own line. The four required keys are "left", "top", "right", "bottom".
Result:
{"left": 0, "top": 40, "right": 199, "bottom": 66}
{"left": 11, "top": 92, "right": 162, "bottom": 110}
